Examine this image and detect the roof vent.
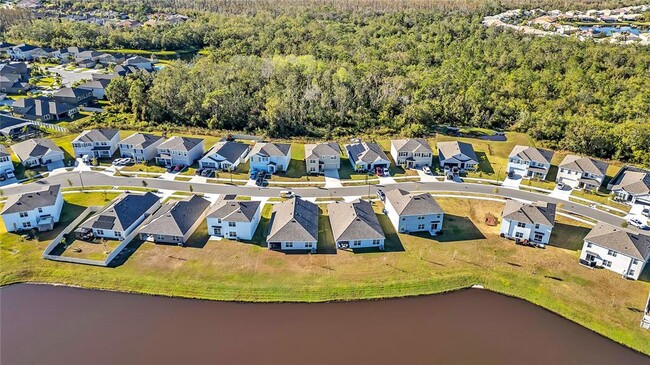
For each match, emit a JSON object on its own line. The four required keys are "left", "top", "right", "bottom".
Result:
{"left": 27, "top": 195, "right": 33, "bottom": 198}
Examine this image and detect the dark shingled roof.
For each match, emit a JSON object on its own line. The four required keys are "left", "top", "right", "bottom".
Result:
{"left": 327, "top": 199, "right": 384, "bottom": 242}
{"left": 437, "top": 141, "right": 478, "bottom": 163}
{"left": 267, "top": 197, "right": 318, "bottom": 242}
{"left": 202, "top": 141, "right": 250, "bottom": 165}
{"left": 79, "top": 192, "right": 160, "bottom": 232}
{"left": 584, "top": 223, "right": 650, "bottom": 260}
{"left": 139, "top": 195, "right": 210, "bottom": 237}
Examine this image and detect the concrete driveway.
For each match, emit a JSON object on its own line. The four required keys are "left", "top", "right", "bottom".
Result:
{"left": 626, "top": 203, "right": 649, "bottom": 224}
{"left": 416, "top": 169, "right": 438, "bottom": 182}
{"left": 502, "top": 175, "right": 522, "bottom": 189}
{"left": 379, "top": 176, "right": 396, "bottom": 185}
{"left": 549, "top": 185, "right": 572, "bottom": 201}
{"left": 324, "top": 169, "right": 342, "bottom": 188}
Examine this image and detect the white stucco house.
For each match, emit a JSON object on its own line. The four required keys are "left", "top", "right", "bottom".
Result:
{"left": 580, "top": 223, "right": 650, "bottom": 280}
{"left": 76, "top": 192, "right": 161, "bottom": 240}
{"left": 304, "top": 142, "right": 340, "bottom": 174}
{"left": 71, "top": 129, "right": 120, "bottom": 159}
{"left": 199, "top": 141, "right": 250, "bottom": 170}
{"left": 557, "top": 155, "right": 609, "bottom": 190}
{"left": 384, "top": 189, "right": 444, "bottom": 234}
{"left": 344, "top": 141, "right": 390, "bottom": 172}
{"left": 266, "top": 197, "right": 318, "bottom": 252}
{"left": 118, "top": 133, "right": 164, "bottom": 162}
{"left": 1, "top": 184, "right": 63, "bottom": 232}
{"left": 506, "top": 145, "right": 555, "bottom": 180}
{"left": 328, "top": 199, "right": 385, "bottom": 250}
{"left": 437, "top": 141, "right": 479, "bottom": 171}
{"left": 155, "top": 136, "right": 205, "bottom": 167}
{"left": 500, "top": 200, "right": 556, "bottom": 245}
{"left": 390, "top": 138, "right": 433, "bottom": 169}
{"left": 206, "top": 196, "right": 262, "bottom": 240}
{"left": 11, "top": 138, "right": 65, "bottom": 168}
{"left": 248, "top": 142, "right": 292, "bottom": 174}
{"left": 608, "top": 166, "right": 650, "bottom": 205}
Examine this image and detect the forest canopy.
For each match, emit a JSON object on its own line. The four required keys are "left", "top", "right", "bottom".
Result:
{"left": 3, "top": 3, "right": 650, "bottom": 164}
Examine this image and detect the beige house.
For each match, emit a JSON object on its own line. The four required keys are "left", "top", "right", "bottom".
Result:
{"left": 305, "top": 142, "right": 340, "bottom": 174}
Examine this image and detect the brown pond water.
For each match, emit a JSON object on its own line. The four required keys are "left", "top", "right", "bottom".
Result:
{"left": 0, "top": 284, "right": 647, "bottom": 365}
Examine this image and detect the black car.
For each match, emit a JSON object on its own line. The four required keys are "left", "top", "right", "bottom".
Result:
{"left": 196, "top": 168, "right": 204, "bottom": 176}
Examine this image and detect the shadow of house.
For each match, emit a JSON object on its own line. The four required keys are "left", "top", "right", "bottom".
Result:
{"left": 376, "top": 213, "right": 405, "bottom": 252}
{"left": 638, "top": 263, "right": 650, "bottom": 283}
{"left": 434, "top": 214, "right": 486, "bottom": 242}
{"left": 475, "top": 151, "right": 494, "bottom": 175}
{"left": 108, "top": 239, "right": 145, "bottom": 268}
{"left": 549, "top": 222, "right": 591, "bottom": 251}
{"left": 317, "top": 212, "right": 337, "bottom": 254}
{"left": 249, "top": 207, "right": 272, "bottom": 248}
{"left": 545, "top": 165, "right": 560, "bottom": 182}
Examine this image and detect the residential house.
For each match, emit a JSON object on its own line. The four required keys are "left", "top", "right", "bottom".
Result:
{"left": 0, "top": 63, "right": 31, "bottom": 94}
{"left": 248, "top": 142, "right": 291, "bottom": 173}
{"left": 327, "top": 199, "right": 385, "bottom": 250}
{"left": 608, "top": 166, "right": 650, "bottom": 205}
{"left": 206, "top": 196, "right": 262, "bottom": 240}
{"left": 52, "top": 47, "right": 86, "bottom": 62}
{"left": 304, "top": 142, "right": 340, "bottom": 174}
{"left": 118, "top": 132, "right": 164, "bottom": 162}
{"left": 0, "top": 145, "right": 14, "bottom": 174}
{"left": 12, "top": 97, "right": 79, "bottom": 121}
{"left": 557, "top": 155, "right": 609, "bottom": 190}
{"left": 8, "top": 44, "right": 41, "bottom": 60}
{"left": 139, "top": 195, "right": 210, "bottom": 245}
{"left": 0, "top": 115, "right": 39, "bottom": 139}
{"left": 76, "top": 192, "right": 161, "bottom": 240}
{"left": 52, "top": 87, "right": 94, "bottom": 107}
{"left": 0, "top": 184, "right": 63, "bottom": 232}
{"left": 580, "top": 223, "right": 650, "bottom": 280}
{"left": 71, "top": 129, "right": 120, "bottom": 159}
{"left": 155, "top": 136, "right": 204, "bottom": 167}
{"left": 77, "top": 79, "right": 111, "bottom": 99}
{"left": 0, "top": 42, "right": 16, "bottom": 54}
{"left": 199, "top": 141, "right": 250, "bottom": 170}
{"left": 390, "top": 138, "right": 433, "bottom": 169}
{"left": 11, "top": 138, "right": 64, "bottom": 168}
{"left": 124, "top": 56, "right": 153, "bottom": 71}
{"left": 384, "top": 189, "right": 444, "bottom": 234}
{"left": 437, "top": 141, "right": 479, "bottom": 171}
{"left": 266, "top": 197, "right": 318, "bottom": 252}
{"left": 507, "top": 145, "right": 555, "bottom": 180}
{"left": 500, "top": 200, "right": 557, "bottom": 245}
{"left": 344, "top": 141, "right": 390, "bottom": 172}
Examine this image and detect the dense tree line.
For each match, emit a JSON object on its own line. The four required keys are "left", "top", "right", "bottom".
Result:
{"left": 4, "top": 5, "right": 650, "bottom": 164}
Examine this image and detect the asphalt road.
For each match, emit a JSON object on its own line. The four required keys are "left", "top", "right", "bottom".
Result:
{"left": 1, "top": 171, "right": 625, "bottom": 227}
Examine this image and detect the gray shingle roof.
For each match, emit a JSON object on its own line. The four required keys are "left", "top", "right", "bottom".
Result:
{"left": 437, "top": 141, "right": 478, "bottom": 163}
{"left": 157, "top": 136, "right": 204, "bottom": 152}
{"left": 502, "top": 200, "right": 556, "bottom": 227}
{"left": 12, "top": 97, "right": 77, "bottom": 118}
{"left": 391, "top": 139, "right": 433, "bottom": 153}
{"left": 139, "top": 195, "right": 210, "bottom": 237}
{"left": 52, "top": 87, "right": 92, "bottom": 99}
{"left": 0, "top": 145, "right": 9, "bottom": 158}
{"left": 79, "top": 192, "right": 160, "bottom": 232}
{"left": 267, "top": 197, "right": 318, "bottom": 242}
{"left": 327, "top": 199, "right": 384, "bottom": 242}
{"left": 77, "top": 79, "right": 111, "bottom": 90}
{"left": 611, "top": 170, "right": 650, "bottom": 196}
{"left": 73, "top": 129, "right": 119, "bottom": 143}
{"left": 1, "top": 185, "right": 61, "bottom": 214}
{"left": 508, "top": 145, "right": 554, "bottom": 165}
{"left": 203, "top": 141, "right": 250, "bottom": 165}
{"left": 345, "top": 142, "right": 389, "bottom": 164}
{"left": 11, "top": 138, "right": 63, "bottom": 161}
{"left": 250, "top": 142, "right": 291, "bottom": 158}
{"left": 207, "top": 197, "right": 261, "bottom": 223}
{"left": 385, "top": 189, "right": 443, "bottom": 216}
{"left": 120, "top": 133, "right": 163, "bottom": 149}
{"left": 584, "top": 223, "right": 650, "bottom": 260}
{"left": 305, "top": 142, "right": 340, "bottom": 159}
{"left": 559, "top": 155, "right": 609, "bottom": 176}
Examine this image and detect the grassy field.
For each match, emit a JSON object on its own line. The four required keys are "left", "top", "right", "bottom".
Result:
{"left": 1, "top": 193, "right": 649, "bottom": 354}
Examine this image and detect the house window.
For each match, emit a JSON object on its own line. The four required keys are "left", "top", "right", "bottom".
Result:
{"left": 629, "top": 269, "right": 636, "bottom": 276}
{"left": 534, "top": 233, "right": 544, "bottom": 242}
{"left": 372, "top": 240, "right": 380, "bottom": 245}
{"left": 96, "top": 229, "right": 104, "bottom": 235}
{"left": 310, "top": 159, "right": 316, "bottom": 163}
{"left": 285, "top": 242, "right": 293, "bottom": 248}
{"left": 417, "top": 216, "right": 425, "bottom": 220}
{"left": 229, "top": 222, "right": 236, "bottom": 227}
{"left": 305, "top": 243, "right": 313, "bottom": 248}
{"left": 353, "top": 241, "right": 362, "bottom": 246}
{"left": 417, "top": 224, "right": 425, "bottom": 230}
{"left": 633, "top": 259, "right": 639, "bottom": 265}
{"left": 217, "top": 219, "right": 222, "bottom": 224}
{"left": 401, "top": 218, "right": 405, "bottom": 221}
{"left": 603, "top": 260, "right": 612, "bottom": 267}
{"left": 607, "top": 250, "right": 617, "bottom": 257}
{"left": 587, "top": 243, "right": 592, "bottom": 248}
{"left": 229, "top": 232, "right": 237, "bottom": 237}
{"left": 115, "top": 231, "right": 122, "bottom": 237}
{"left": 19, "top": 212, "right": 28, "bottom": 218}
{"left": 517, "top": 222, "right": 526, "bottom": 228}
{"left": 515, "top": 232, "right": 524, "bottom": 238}
{"left": 22, "top": 222, "right": 31, "bottom": 228}
{"left": 534, "top": 223, "right": 540, "bottom": 229}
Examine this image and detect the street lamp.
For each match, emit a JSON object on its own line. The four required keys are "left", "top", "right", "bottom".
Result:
{"left": 78, "top": 170, "right": 85, "bottom": 190}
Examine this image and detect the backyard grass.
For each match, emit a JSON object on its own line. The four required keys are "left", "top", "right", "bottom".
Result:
{"left": 572, "top": 189, "right": 630, "bottom": 212}
{"left": 1, "top": 196, "right": 649, "bottom": 354}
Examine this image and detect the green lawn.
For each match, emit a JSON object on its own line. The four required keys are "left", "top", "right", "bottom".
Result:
{"left": 2, "top": 196, "right": 649, "bottom": 354}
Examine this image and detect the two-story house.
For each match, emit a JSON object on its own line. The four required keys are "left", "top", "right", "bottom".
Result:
{"left": 11, "top": 138, "right": 65, "bottom": 168}
{"left": 76, "top": 192, "right": 161, "bottom": 240}
{"left": 390, "top": 139, "right": 433, "bottom": 169}
{"left": 206, "top": 196, "right": 262, "bottom": 240}
{"left": 248, "top": 142, "right": 292, "bottom": 174}
{"left": 384, "top": 189, "right": 444, "bottom": 235}
{"left": 139, "top": 195, "right": 211, "bottom": 245}
{"left": 1, "top": 184, "right": 63, "bottom": 232}
{"left": 507, "top": 145, "right": 555, "bottom": 180}
{"left": 304, "top": 142, "right": 340, "bottom": 174}
{"left": 557, "top": 155, "right": 609, "bottom": 190}
{"left": 77, "top": 79, "right": 111, "bottom": 100}
{"left": 580, "top": 222, "right": 650, "bottom": 280}
{"left": 155, "top": 136, "right": 204, "bottom": 167}
{"left": 52, "top": 87, "right": 94, "bottom": 107}
{"left": 124, "top": 56, "right": 153, "bottom": 71}
{"left": 266, "top": 197, "right": 318, "bottom": 252}
{"left": 328, "top": 199, "right": 385, "bottom": 250}
{"left": 437, "top": 141, "right": 479, "bottom": 172}
{"left": 71, "top": 129, "right": 120, "bottom": 159}
{"left": 199, "top": 141, "right": 250, "bottom": 170}
{"left": 500, "top": 200, "right": 556, "bottom": 245}
{"left": 0, "top": 145, "right": 14, "bottom": 174}
{"left": 608, "top": 166, "right": 650, "bottom": 205}
{"left": 344, "top": 142, "right": 390, "bottom": 172}
{"left": 118, "top": 133, "right": 164, "bottom": 162}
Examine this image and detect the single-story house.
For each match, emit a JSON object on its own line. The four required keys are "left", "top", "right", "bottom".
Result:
{"left": 500, "top": 200, "right": 556, "bottom": 245}
{"left": 437, "top": 141, "right": 479, "bottom": 171}
{"left": 71, "top": 129, "right": 120, "bottom": 159}
{"left": 118, "top": 132, "right": 164, "bottom": 162}
{"left": 248, "top": 142, "right": 292, "bottom": 174}
{"left": 206, "top": 196, "right": 262, "bottom": 240}
{"left": 607, "top": 166, "right": 650, "bottom": 205}
{"left": 124, "top": 56, "right": 153, "bottom": 71}
{"left": 138, "top": 195, "right": 211, "bottom": 245}
{"left": 304, "top": 142, "right": 340, "bottom": 174}
{"left": 52, "top": 87, "right": 94, "bottom": 107}
{"left": 11, "top": 138, "right": 64, "bottom": 168}
{"left": 155, "top": 136, "right": 205, "bottom": 167}
{"left": 390, "top": 138, "right": 433, "bottom": 169}
{"left": 506, "top": 145, "right": 555, "bottom": 180}
{"left": 344, "top": 142, "right": 390, "bottom": 172}
{"left": 199, "top": 141, "right": 250, "bottom": 170}
{"left": 77, "top": 79, "right": 111, "bottom": 100}
{"left": 557, "top": 155, "right": 609, "bottom": 190}
{"left": 384, "top": 189, "right": 444, "bottom": 234}
{"left": 266, "top": 197, "right": 318, "bottom": 252}
{"left": 12, "top": 97, "right": 79, "bottom": 121}
{"left": 1, "top": 184, "right": 63, "bottom": 232}
{"left": 328, "top": 199, "right": 385, "bottom": 250}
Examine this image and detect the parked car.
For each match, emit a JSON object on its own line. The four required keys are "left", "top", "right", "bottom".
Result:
{"left": 201, "top": 168, "right": 213, "bottom": 177}
{"left": 122, "top": 158, "right": 134, "bottom": 166}
{"left": 195, "top": 168, "right": 204, "bottom": 176}
{"left": 375, "top": 166, "right": 384, "bottom": 177}
{"left": 0, "top": 175, "right": 5, "bottom": 181}
{"left": 383, "top": 167, "right": 390, "bottom": 176}
{"left": 166, "top": 165, "right": 174, "bottom": 173}
{"left": 643, "top": 208, "right": 650, "bottom": 218}
{"left": 279, "top": 190, "right": 294, "bottom": 198}
{"left": 557, "top": 182, "right": 566, "bottom": 190}
{"left": 628, "top": 218, "right": 648, "bottom": 230}
{"left": 376, "top": 189, "right": 386, "bottom": 201}
{"left": 173, "top": 164, "right": 185, "bottom": 172}
{"left": 5, "top": 169, "right": 15, "bottom": 179}
{"left": 422, "top": 166, "right": 431, "bottom": 175}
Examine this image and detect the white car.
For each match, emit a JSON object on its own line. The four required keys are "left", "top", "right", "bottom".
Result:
{"left": 383, "top": 167, "right": 390, "bottom": 176}
{"left": 5, "top": 169, "right": 15, "bottom": 179}
{"left": 422, "top": 166, "right": 432, "bottom": 175}
{"left": 627, "top": 218, "right": 648, "bottom": 230}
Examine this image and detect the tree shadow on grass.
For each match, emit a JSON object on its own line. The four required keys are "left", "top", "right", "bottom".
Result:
{"left": 549, "top": 222, "right": 591, "bottom": 251}
{"left": 433, "top": 214, "right": 485, "bottom": 242}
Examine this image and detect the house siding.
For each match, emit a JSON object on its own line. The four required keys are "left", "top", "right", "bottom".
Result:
{"left": 1, "top": 192, "right": 64, "bottom": 232}
{"left": 500, "top": 219, "right": 553, "bottom": 244}
{"left": 580, "top": 241, "right": 647, "bottom": 280}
